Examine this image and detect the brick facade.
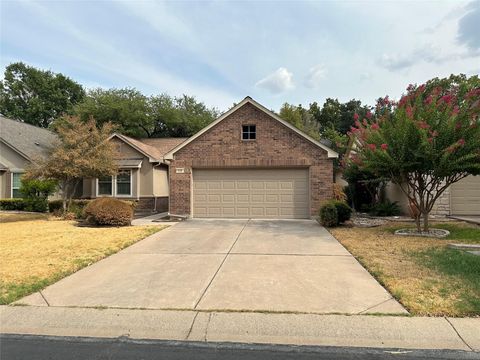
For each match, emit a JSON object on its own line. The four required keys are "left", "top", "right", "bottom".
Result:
{"left": 169, "top": 102, "right": 334, "bottom": 217}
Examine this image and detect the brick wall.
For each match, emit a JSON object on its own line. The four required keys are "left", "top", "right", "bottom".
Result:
{"left": 169, "top": 102, "right": 334, "bottom": 217}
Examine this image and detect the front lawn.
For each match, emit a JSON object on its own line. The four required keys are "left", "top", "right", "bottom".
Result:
{"left": 0, "top": 212, "right": 166, "bottom": 304}
{"left": 330, "top": 221, "right": 480, "bottom": 317}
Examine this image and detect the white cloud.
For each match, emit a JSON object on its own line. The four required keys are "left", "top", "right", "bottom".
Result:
{"left": 304, "top": 64, "right": 327, "bottom": 89}
{"left": 255, "top": 67, "right": 294, "bottom": 94}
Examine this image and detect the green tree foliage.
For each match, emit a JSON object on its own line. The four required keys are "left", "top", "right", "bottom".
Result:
{"left": 349, "top": 74, "right": 480, "bottom": 232}
{"left": 150, "top": 94, "right": 219, "bottom": 137}
{"left": 309, "top": 98, "right": 372, "bottom": 135}
{"left": 0, "top": 62, "right": 85, "bottom": 128}
{"left": 279, "top": 103, "right": 320, "bottom": 140}
{"left": 74, "top": 89, "right": 219, "bottom": 138}
{"left": 26, "top": 116, "right": 117, "bottom": 211}
{"left": 74, "top": 88, "right": 149, "bottom": 138}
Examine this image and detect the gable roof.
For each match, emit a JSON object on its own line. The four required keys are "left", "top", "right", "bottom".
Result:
{"left": 110, "top": 133, "right": 187, "bottom": 162}
{"left": 164, "top": 97, "right": 339, "bottom": 159}
{"left": 0, "top": 116, "right": 58, "bottom": 160}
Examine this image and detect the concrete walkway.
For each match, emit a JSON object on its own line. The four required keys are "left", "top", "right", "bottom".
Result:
{"left": 449, "top": 216, "right": 480, "bottom": 225}
{"left": 1, "top": 306, "right": 479, "bottom": 352}
{"left": 18, "top": 219, "right": 405, "bottom": 315}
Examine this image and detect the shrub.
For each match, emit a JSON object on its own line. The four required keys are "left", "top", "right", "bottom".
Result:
{"left": 48, "top": 199, "right": 92, "bottom": 218}
{"left": 0, "top": 198, "right": 48, "bottom": 212}
{"left": 319, "top": 203, "right": 338, "bottom": 227}
{"left": 332, "top": 183, "right": 347, "bottom": 202}
{"left": 48, "top": 200, "right": 63, "bottom": 213}
{"left": 84, "top": 197, "right": 134, "bottom": 226}
{"left": 0, "top": 199, "right": 27, "bottom": 211}
{"left": 20, "top": 179, "right": 57, "bottom": 199}
{"left": 369, "top": 201, "right": 401, "bottom": 216}
{"left": 327, "top": 200, "right": 352, "bottom": 223}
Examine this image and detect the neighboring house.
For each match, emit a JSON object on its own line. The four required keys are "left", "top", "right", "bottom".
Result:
{"left": 1, "top": 97, "right": 340, "bottom": 218}
{"left": 343, "top": 133, "right": 480, "bottom": 217}
{"left": 0, "top": 116, "right": 58, "bottom": 198}
{"left": 80, "top": 134, "right": 186, "bottom": 213}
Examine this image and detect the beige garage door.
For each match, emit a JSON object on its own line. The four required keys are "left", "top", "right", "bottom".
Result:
{"left": 193, "top": 169, "right": 309, "bottom": 218}
{"left": 451, "top": 175, "right": 480, "bottom": 215}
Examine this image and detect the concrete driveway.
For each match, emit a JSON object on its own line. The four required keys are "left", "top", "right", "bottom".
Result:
{"left": 20, "top": 220, "right": 406, "bottom": 314}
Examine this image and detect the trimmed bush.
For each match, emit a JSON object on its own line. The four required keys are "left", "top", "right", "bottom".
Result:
{"left": 319, "top": 203, "right": 338, "bottom": 227}
{"left": 84, "top": 198, "right": 134, "bottom": 226}
{"left": 0, "top": 199, "right": 27, "bottom": 211}
{"left": 0, "top": 198, "right": 48, "bottom": 212}
{"left": 327, "top": 200, "right": 352, "bottom": 223}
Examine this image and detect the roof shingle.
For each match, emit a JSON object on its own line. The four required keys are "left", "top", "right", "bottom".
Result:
{"left": 0, "top": 116, "right": 57, "bottom": 160}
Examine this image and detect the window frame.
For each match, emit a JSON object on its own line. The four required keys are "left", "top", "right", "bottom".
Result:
{"left": 11, "top": 172, "right": 23, "bottom": 198}
{"left": 96, "top": 175, "right": 113, "bottom": 197}
{"left": 242, "top": 124, "right": 256, "bottom": 141}
{"left": 115, "top": 169, "right": 132, "bottom": 197}
{"left": 95, "top": 169, "right": 133, "bottom": 197}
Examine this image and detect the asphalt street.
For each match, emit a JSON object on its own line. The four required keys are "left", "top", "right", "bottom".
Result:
{"left": 1, "top": 334, "right": 478, "bottom": 360}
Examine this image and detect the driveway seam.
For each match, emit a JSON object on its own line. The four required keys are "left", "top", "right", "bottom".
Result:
{"left": 39, "top": 291, "right": 50, "bottom": 306}
{"left": 445, "top": 317, "right": 474, "bottom": 352}
{"left": 185, "top": 311, "right": 199, "bottom": 340}
{"left": 193, "top": 219, "right": 250, "bottom": 309}
{"left": 357, "top": 297, "right": 395, "bottom": 315}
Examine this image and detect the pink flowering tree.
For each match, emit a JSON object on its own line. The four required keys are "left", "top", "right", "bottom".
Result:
{"left": 348, "top": 74, "right": 480, "bottom": 232}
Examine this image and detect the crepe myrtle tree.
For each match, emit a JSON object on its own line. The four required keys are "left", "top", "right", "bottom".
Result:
{"left": 348, "top": 74, "right": 480, "bottom": 232}
{"left": 26, "top": 116, "right": 118, "bottom": 212}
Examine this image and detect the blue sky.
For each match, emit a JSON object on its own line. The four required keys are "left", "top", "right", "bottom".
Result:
{"left": 1, "top": 0, "right": 479, "bottom": 112}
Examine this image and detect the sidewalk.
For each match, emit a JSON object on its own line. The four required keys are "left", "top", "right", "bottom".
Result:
{"left": 1, "top": 306, "right": 478, "bottom": 352}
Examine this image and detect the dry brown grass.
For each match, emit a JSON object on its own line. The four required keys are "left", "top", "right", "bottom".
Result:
{"left": 0, "top": 213, "right": 166, "bottom": 303}
{"left": 330, "top": 221, "right": 479, "bottom": 316}
{"left": 0, "top": 212, "right": 49, "bottom": 223}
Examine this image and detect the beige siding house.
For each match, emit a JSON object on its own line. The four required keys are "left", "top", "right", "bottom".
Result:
{"left": 0, "top": 116, "right": 58, "bottom": 198}
{"left": 80, "top": 134, "right": 185, "bottom": 212}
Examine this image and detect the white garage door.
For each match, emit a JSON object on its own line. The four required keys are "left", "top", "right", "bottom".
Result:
{"left": 450, "top": 175, "right": 480, "bottom": 215}
{"left": 193, "top": 169, "right": 309, "bottom": 219}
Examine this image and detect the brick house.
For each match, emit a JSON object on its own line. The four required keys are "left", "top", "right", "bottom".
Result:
{"left": 164, "top": 97, "right": 338, "bottom": 218}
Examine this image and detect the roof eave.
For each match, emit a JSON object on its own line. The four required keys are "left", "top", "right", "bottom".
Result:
{"left": 108, "top": 133, "right": 160, "bottom": 163}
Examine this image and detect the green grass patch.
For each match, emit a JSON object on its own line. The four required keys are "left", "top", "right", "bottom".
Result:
{"left": 412, "top": 247, "right": 480, "bottom": 316}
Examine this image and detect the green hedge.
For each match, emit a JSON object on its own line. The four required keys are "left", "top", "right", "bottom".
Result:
{"left": 0, "top": 198, "right": 48, "bottom": 212}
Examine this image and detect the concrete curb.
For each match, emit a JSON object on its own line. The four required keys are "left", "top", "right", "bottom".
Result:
{"left": 1, "top": 306, "right": 478, "bottom": 352}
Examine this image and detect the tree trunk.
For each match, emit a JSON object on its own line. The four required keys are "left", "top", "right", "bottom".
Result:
{"left": 422, "top": 211, "right": 430, "bottom": 232}
{"left": 414, "top": 214, "right": 421, "bottom": 232}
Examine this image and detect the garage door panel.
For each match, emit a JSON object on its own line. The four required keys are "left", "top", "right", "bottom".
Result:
{"left": 251, "top": 194, "right": 264, "bottom": 202}
{"left": 193, "top": 169, "right": 309, "bottom": 219}
{"left": 223, "top": 181, "right": 235, "bottom": 190}
{"left": 265, "top": 182, "right": 278, "bottom": 190}
{"left": 222, "top": 194, "right": 235, "bottom": 202}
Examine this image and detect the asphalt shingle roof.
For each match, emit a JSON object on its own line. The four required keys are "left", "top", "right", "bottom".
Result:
{"left": 0, "top": 116, "right": 57, "bottom": 160}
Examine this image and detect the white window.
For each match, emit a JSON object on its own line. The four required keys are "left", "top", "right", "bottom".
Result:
{"left": 11, "top": 172, "right": 23, "bottom": 198}
{"left": 116, "top": 170, "right": 131, "bottom": 196}
{"left": 96, "top": 170, "right": 132, "bottom": 197}
{"left": 98, "top": 175, "right": 113, "bottom": 196}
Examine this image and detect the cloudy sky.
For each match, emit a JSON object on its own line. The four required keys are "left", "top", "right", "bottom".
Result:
{"left": 1, "top": 0, "right": 479, "bottom": 112}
